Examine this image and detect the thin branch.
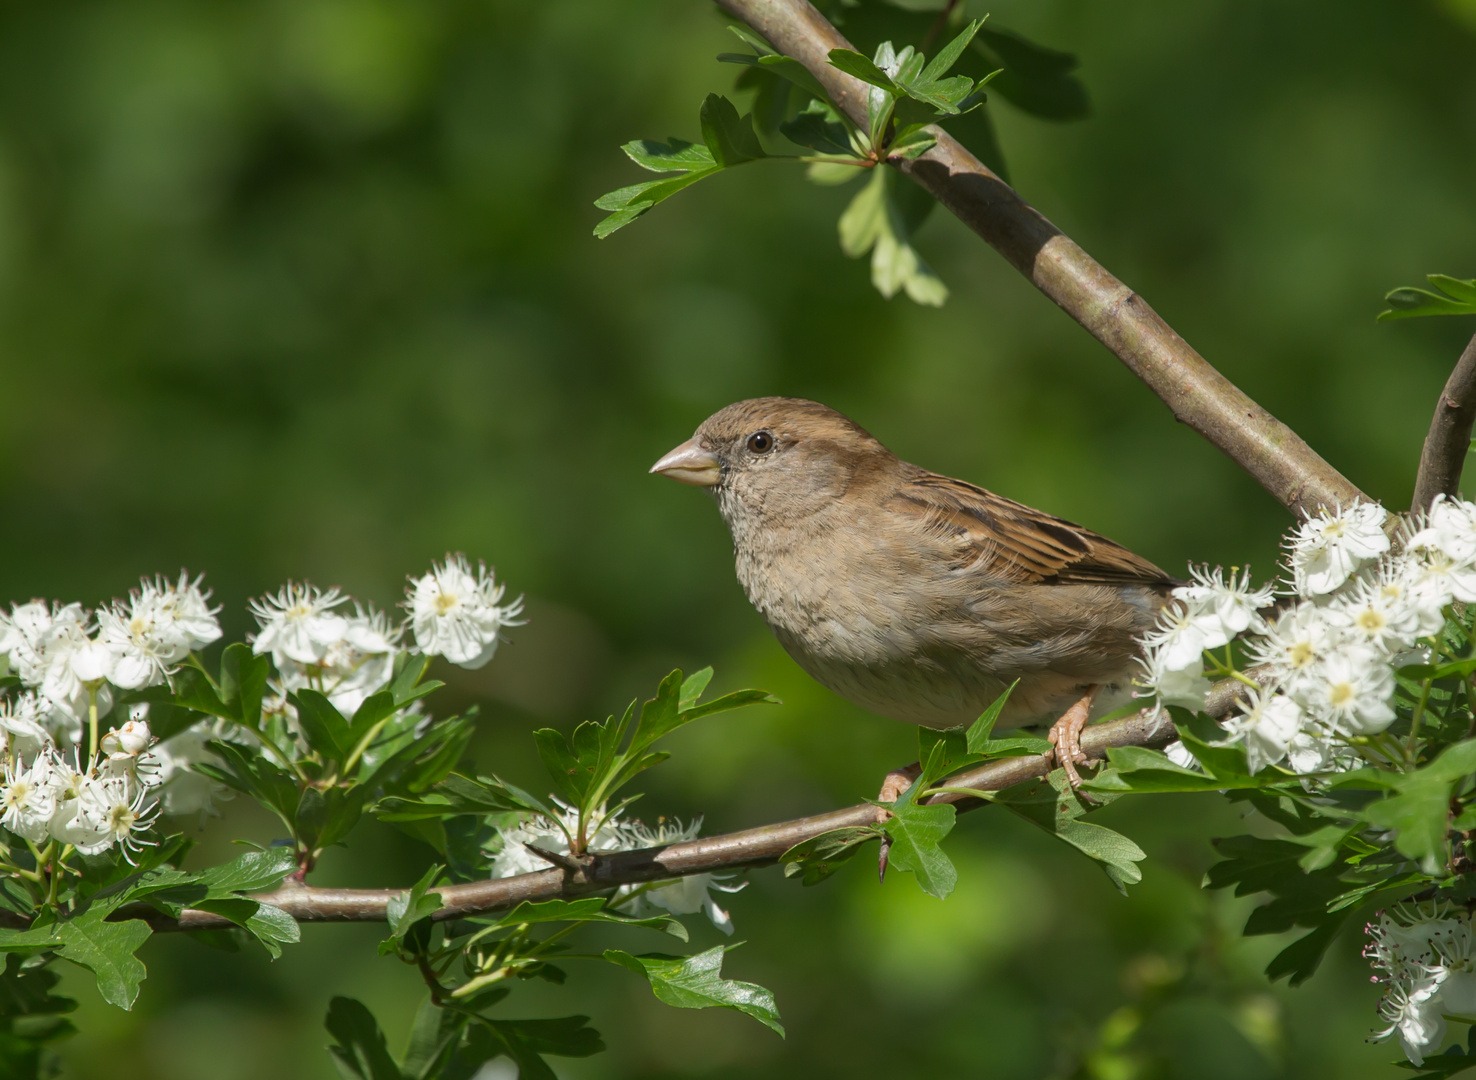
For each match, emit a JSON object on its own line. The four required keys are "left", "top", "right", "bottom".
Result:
{"left": 710, "top": 0, "right": 1364, "bottom": 520}
{"left": 1412, "top": 331, "right": 1476, "bottom": 514}
{"left": 104, "top": 682, "right": 1269, "bottom": 934}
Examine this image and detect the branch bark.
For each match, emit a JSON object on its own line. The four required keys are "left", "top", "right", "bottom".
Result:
{"left": 712, "top": 0, "right": 1365, "bottom": 520}
{"left": 116, "top": 690, "right": 1268, "bottom": 933}
{"left": 1411, "top": 332, "right": 1476, "bottom": 514}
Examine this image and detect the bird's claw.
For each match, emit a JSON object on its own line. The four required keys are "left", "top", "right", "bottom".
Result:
{"left": 1045, "top": 688, "right": 1102, "bottom": 791}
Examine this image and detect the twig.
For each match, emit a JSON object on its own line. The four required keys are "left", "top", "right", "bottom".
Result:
{"left": 1411, "top": 332, "right": 1476, "bottom": 514}
{"left": 710, "top": 0, "right": 1364, "bottom": 520}
{"left": 95, "top": 691, "right": 1276, "bottom": 934}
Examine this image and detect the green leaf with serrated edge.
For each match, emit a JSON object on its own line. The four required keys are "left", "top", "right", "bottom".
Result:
{"left": 376, "top": 771, "right": 555, "bottom": 822}
{"left": 292, "top": 690, "right": 353, "bottom": 762}
{"left": 781, "top": 826, "right": 880, "bottom": 886}
{"left": 920, "top": 18, "right": 987, "bottom": 83}
{"left": 883, "top": 794, "right": 957, "bottom": 899}
{"left": 965, "top": 681, "right": 1019, "bottom": 752}
{"left": 622, "top": 138, "right": 715, "bottom": 174}
{"left": 532, "top": 728, "right": 587, "bottom": 805}
{"left": 917, "top": 727, "right": 969, "bottom": 786}
{"left": 485, "top": 898, "right": 687, "bottom": 939}
{"left": 219, "top": 643, "right": 270, "bottom": 729}
{"left": 604, "top": 946, "right": 784, "bottom": 1035}
{"left": 172, "top": 666, "right": 232, "bottom": 721}
{"left": 1380, "top": 275, "right": 1476, "bottom": 321}
{"left": 838, "top": 168, "right": 949, "bottom": 305}
{"left": 387, "top": 653, "right": 436, "bottom": 707}
{"left": 246, "top": 903, "right": 299, "bottom": 958}
{"left": 999, "top": 771, "right": 1144, "bottom": 892}
{"left": 827, "top": 48, "right": 898, "bottom": 92}
{"left": 196, "top": 848, "right": 298, "bottom": 897}
{"left": 325, "top": 997, "right": 404, "bottom": 1080}
{"left": 55, "top": 908, "right": 151, "bottom": 1010}
{"left": 698, "top": 94, "right": 766, "bottom": 166}
{"left": 385, "top": 864, "right": 443, "bottom": 945}
{"left": 1085, "top": 745, "right": 1236, "bottom": 794}
{"left": 887, "top": 127, "right": 937, "bottom": 159}
{"left": 676, "top": 688, "right": 779, "bottom": 726}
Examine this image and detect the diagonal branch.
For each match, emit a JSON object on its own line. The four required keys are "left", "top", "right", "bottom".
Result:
{"left": 1411, "top": 332, "right": 1476, "bottom": 514}
{"left": 115, "top": 680, "right": 1258, "bottom": 933}
{"left": 711, "top": 0, "right": 1364, "bottom": 520}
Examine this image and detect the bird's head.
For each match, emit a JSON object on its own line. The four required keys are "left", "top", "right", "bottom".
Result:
{"left": 650, "top": 397, "right": 896, "bottom": 528}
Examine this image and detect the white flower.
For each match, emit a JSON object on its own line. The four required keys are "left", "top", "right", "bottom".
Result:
{"left": 97, "top": 582, "right": 191, "bottom": 689}
{"left": 100, "top": 719, "right": 152, "bottom": 757}
{"left": 405, "top": 554, "right": 523, "bottom": 670}
{"left": 620, "top": 817, "right": 743, "bottom": 934}
{"left": 249, "top": 582, "right": 350, "bottom": 668}
{"left": 1223, "top": 688, "right": 1304, "bottom": 773}
{"left": 1293, "top": 644, "right": 1395, "bottom": 735}
{"left": 317, "top": 605, "right": 402, "bottom": 716}
{"left": 1284, "top": 728, "right": 1358, "bottom": 775}
{"left": 1367, "top": 904, "right": 1476, "bottom": 1065}
{"left": 0, "top": 692, "right": 54, "bottom": 757}
{"left": 1137, "top": 648, "right": 1212, "bottom": 710}
{"left": 1173, "top": 565, "right": 1276, "bottom": 649}
{"left": 1287, "top": 502, "right": 1390, "bottom": 597}
{"left": 486, "top": 799, "right": 621, "bottom": 878}
{"left": 74, "top": 777, "right": 159, "bottom": 863}
{"left": 1248, "top": 602, "right": 1336, "bottom": 683}
{"left": 1406, "top": 546, "right": 1476, "bottom": 609}
{"left": 1161, "top": 740, "right": 1198, "bottom": 769}
{"left": 153, "top": 572, "right": 223, "bottom": 652}
{"left": 1, "top": 754, "right": 57, "bottom": 843}
{"left": 1328, "top": 564, "right": 1432, "bottom": 651}
{"left": 1405, "top": 495, "right": 1476, "bottom": 564}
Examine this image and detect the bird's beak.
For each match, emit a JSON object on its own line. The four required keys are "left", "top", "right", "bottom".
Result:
{"left": 650, "top": 437, "right": 721, "bottom": 487}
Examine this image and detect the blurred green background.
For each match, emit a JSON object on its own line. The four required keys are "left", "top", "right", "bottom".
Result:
{"left": 1, "top": 0, "right": 1475, "bottom": 1076}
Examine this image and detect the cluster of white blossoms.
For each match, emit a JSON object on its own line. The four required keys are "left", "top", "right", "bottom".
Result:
{"left": 1364, "top": 903, "right": 1476, "bottom": 1064}
{"left": 1138, "top": 497, "right": 1476, "bottom": 774}
{"left": 0, "top": 574, "right": 228, "bottom": 836}
{"left": 0, "top": 710, "right": 163, "bottom": 862}
{"left": 487, "top": 802, "right": 742, "bottom": 933}
{"left": 253, "top": 554, "right": 523, "bottom": 724}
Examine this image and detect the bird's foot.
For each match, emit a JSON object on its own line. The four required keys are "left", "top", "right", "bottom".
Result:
{"left": 1045, "top": 686, "right": 1102, "bottom": 791}
{"left": 874, "top": 761, "right": 922, "bottom": 882}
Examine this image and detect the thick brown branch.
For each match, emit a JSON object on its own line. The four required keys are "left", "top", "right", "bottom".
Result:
{"left": 1412, "top": 332, "right": 1476, "bottom": 514}
{"left": 113, "top": 697, "right": 1254, "bottom": 933}
{"left": 711, "top": 0, "right": 1364, "bottom": 519}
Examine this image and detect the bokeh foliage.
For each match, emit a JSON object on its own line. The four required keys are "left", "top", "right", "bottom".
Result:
{"left": 1, "top": 0, "right": 1475, "bottom": 1076}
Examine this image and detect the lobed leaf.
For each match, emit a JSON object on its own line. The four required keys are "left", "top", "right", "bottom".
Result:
{"left": 604, "top": 945, "right": 784, "bottom": 1036}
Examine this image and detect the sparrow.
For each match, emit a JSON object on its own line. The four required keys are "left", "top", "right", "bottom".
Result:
{"left": 650, "top": 397, "right": 1178, "bottom": 797}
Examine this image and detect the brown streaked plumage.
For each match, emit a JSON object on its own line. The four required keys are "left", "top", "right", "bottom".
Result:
{"left": 650, "top": 397, "right": 1177, "bottom": 741}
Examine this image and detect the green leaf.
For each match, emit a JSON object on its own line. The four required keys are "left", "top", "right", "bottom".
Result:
{"left": 781, "top": 826, "right": 881, "bottom": 886}
{"left": 384, "top": 864, "right": 443, "bottom": 946}
{"left": 779, "top": 107, "right": 856, "bottom": 156}
{"left": 964, "top": 681, "right": 1018, "bottom": 752}
{"left": 195, "top": 848, "right": 299, "bottom": 897}
{"left": 998, "top": 771, "right": 1145, "bottom": 893}
{"left": 326, "top": 997, "right": 405, "bottom": 1080}
{"left": 245, "top": 903, "right": 300, "bottom": 958}
{"left": 621, "top": 137, "right": 716, "bottom": 173}
{"left": 476, "top": 1015, "right": 604, "bottom": 1080}
{"left": 882, "top": 797, "right": 957, "bottom": 899}
{"left": 826, "top": 48, "right": 898, "bottom": 93}
{"left": 219, "top": 643, "right": 270, "bottom": 729}
{"left": 54, "top": 908, "right": 151, "bottom": 1010}
{"left": 1379, "top": 275, "right": 1476, "bottom": 321}
{"left": 401, "top": 998, "right": 465, "bottom": 1080}
{"left": 1085, "top": 745, "right": 1233, "bottom": 793}
{"left": 1363, "top": 739, "right": 1476, "bottom": 872}
{"left": 699, "top": 93, "right": 766, "bottom": 167}
{"left": 837, "top": 168, "right": 948, "bottom": 306}
{"left": 719, "top": 50, "right": 832, "bottom": 104}
{"left": 1265, "top": 912, "right": 1351, "bottom": 986}
{"left": 920, "top": 19, "right": 986, "bottom": 84}
{"left": 172, "top": 666, "right": 232, "bottom": 721}
{"left": 485, "top": 897, "right": 682, "bottom": 938}
{"left": 0, "top": 926, "right": 63, "bottom": 952}
{"left": 604, "top": 945, "right": 784, "bottom": 1036}
{"left": 678, "top": 667, "right": 714, "bottom": 710}
{"left": 293, "top": 690, "right": 353, "bottom": 762}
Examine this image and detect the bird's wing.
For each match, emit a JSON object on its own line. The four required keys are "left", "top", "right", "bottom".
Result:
{"left": 890, "top": 472, "right": 1177, "bottom": 587}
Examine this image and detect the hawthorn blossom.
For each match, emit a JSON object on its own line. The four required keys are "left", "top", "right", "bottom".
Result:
{"left": 1223, "top": 687, "right": 1304, "bottom": 773}
{"left": 1287, "top": 502, "right": 1390, "bottom": 597}
{"left": 1293, "top": 645, "right": 1396, "bottom": 735}
{"left": 96, "top": 577, "right": 211, "bottom": 689}
{"left": 406, "top": 554, "right": 524, "bottom": 670}
{"left": 1328, "top": 568, "right": 1431, "bottom": 651}
{"left": 1136, "top": 648, "right": 1212, "bottom": 711}
{"left": 0, "top": 755, "right": 56, "bottom": 842}
{"left": 315, "top": 605, "right": 402, "bottom": 715}
{"left": 249, "top": 583, "right": 348, "bottom": 667}
{"left": 0, "top": 692, "right": 54, "bottom": 757}
{"left": 152, "top": 572, "right": 223, "bottom": 652}
{"left": 621, "top": 817, "right": 744, "bottom": 935}
{"left": 1405, "top": 494, "right": 1476, "bottom": 564}
{"left": 1367, "top": 904, "right": 1476, "bottom": 1065}
{"left": 152, "top": 724, "right": 232, "bottom": 817}
{"left": 1173, "top": 565, "right": 1276, "bottom": 648}
{"left": 1248, "top": 603, "right": 1337, "bottom": 685}
{"left": 75, "top": 777, "right": 159, "bottom": 863}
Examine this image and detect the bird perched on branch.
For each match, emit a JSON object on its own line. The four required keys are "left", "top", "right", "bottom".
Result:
{"left": 650, "top": 397, "right": 1177, "bottom": 797}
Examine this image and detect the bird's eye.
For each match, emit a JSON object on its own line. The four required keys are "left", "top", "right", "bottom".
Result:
{"left": 746, "top": 431, "right": 775, "bottom": 454}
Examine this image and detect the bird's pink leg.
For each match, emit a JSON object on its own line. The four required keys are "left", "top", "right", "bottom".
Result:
{"left": 1046, "top": 685, "right": 1101, "bottom": 790}
{"left": 874, "top": 761, "right": 922, "bottom": 882}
